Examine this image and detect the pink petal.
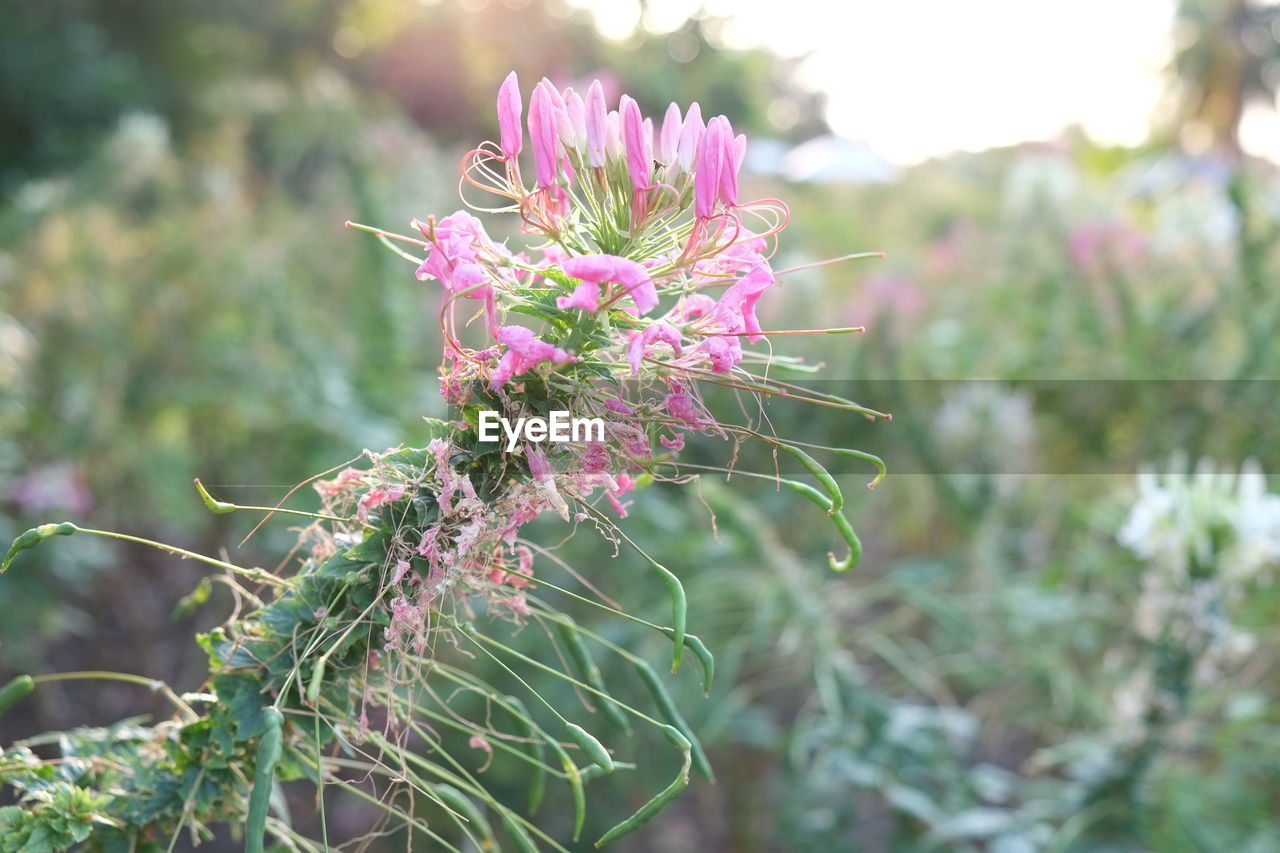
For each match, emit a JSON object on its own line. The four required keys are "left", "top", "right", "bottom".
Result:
{"left": 694, "top": 116, "right": 725, "bottom": 218}
{"left": 497, "top": 71, "right": 523, "bottom": 160}
{"left": 556, "top": 279, "right": 602, "bottom": 311}
{"left": 658, "top": 102, "right": 682, "bottom": 166}
{"left": 585, "top": 80, "right": 608, "bottom": 167}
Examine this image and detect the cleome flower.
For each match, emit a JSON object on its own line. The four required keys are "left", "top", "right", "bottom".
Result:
{"left": 342, "top": 70, "right": 884, "bottom": 641}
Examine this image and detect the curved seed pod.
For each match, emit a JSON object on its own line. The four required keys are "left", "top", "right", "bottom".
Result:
{"left": 782, "top": 445, "right": 843, "bottom": 514}
{"left": 246, "top": 707, "right": 284, "bottom": 853}
{"left": 580, "top": 760, "right": 635, "bottom": 784}
{"left": 565, "top": 756, "right": 586, "bottom": 841}
{"left": 826, "top": 511, "right": 863, "bottom": 573}
{"left": 594, "top": 751, "right": 691, "bottom": 847}
{"left": 431, "top": 783, "right": 495, "bottom": 847}
{"left": 556, "top": 619, "right": 632, "bottom": 733}
{"left": 503, "top": 694, "right": 546, "bottom": 815}
{"left": 634, "top": 661, "right": 712, "bottom": 781}
{"left": 500, "top": 809, "right": 540, "bottom": 853}
{"left": 194, "top": 478, "right": 236, "bottom": 513}
{"left": 657, "top": 629, "right": 715, "bottom": 694}
{"left": 832, "top": 447, "right": 887, "bottom": 488}
{"left": 781, "top": 479, "right": 863, "bottom": 572}
{"left": 658, "top": 724, "right": 691, "bottom": 753}
{"left": 0, "top": 675, "right": 34, "bottom": 717}
{"left": 3, "top": 522, "right": 78, "bottom": 572}
{"left": 565, "top": 722, "right": 614, "bottom": 773}
{"left": 651, "top": 562, "right": 687, "bottom": 672}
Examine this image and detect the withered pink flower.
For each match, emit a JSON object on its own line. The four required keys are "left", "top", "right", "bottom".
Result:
{"left": 490, "top": 324, "right": 570, "bottom": 390}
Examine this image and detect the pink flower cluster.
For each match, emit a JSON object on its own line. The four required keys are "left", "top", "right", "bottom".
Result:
{"left": 498, "top": 72, "right": 744, "bottom": 219}
{"left": 405, "top": 73, "right": 794, "bottom": 393}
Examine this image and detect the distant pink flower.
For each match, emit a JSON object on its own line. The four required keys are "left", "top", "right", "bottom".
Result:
{"left": 490, "top": 325, "right": 570, "bottom": 390}
{"left": 858, "top": 273, "right": 925, "bottom": 322}
{"left": 497, "top": 71, "right": 522, "bottom": 160}
{"left": 1067, "top": 221, "right": 1147, "bottom": 279}
{"left": 559, "top": 254, "right": 658, "bottom": 314}
{"left": 10, "top": 463, "right": 93, "bottom": 517}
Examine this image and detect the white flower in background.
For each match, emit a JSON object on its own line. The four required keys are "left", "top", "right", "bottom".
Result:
{"left": 933, "top": 383, "right": 1036, "bottom": 481}
{"left": 1118, "top": 457, "right": 1276, "bottom": 692}
{"left": 106, "top": 112, "right": 171, "bottom": 187}
{"left": 1119, "top": 456, "right": 1280, "bottom": 585}
{"left": 0, "top": 313, "right": 34, "bottom": 388}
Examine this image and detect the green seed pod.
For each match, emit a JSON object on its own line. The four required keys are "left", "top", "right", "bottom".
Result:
{"left": 783, "top": 445, "right": 843, "bottom": 514}
{"left": 565, "top": 757, "right": 586, "bottom": 841}
{"left": 658, "top": 724, "right": 691, "bottom": 753}
{"left": 431, "top": 783, "right": 495, "bottom": 847}
{"left": 2, "top": 522, "right": 78, "bottom": 573}
{"left": 306, "top": 657, "right": 327, "bottom": 706}
{"left": 194, "top": 478, "right": 236, "bottom": 514}
{"left": 634, "top": 661, "right": 712, "bottom": 781}
{"left": 651, "top": 563, "right": 687, "bottom": 672}
{"left": 246, "top": 707, "right": 284, "bottom": 853}
{"left": 594, "top": 754, "right": 690, "bottom": 847}
{"left": 579, "top": 760, "right": 634, "bottom": 784}
{"left": 565, "top": 722, "right": 614, "bottom": 773}
{"left": 500, "top": 809, "right": 540, "bottom": 853}
{"left": 781, "top": 480, "right": 862, "bottom": 572}
{"left": 658, "top": 629, "right": 715, "bottom": 694}
{"left": 503, "top": 694, "right": 545, "bottom": 815}
{"left": 826, "top": 511, "right": 863, "bottom": 572}
{"left": 556, "top": 619, "right": 632, "bottom": 733}
{"left": 832, "top": 447, "right": 887, "bottom": 488}
{"left": 0, "top": 675, "right": 34, "bottom": 717}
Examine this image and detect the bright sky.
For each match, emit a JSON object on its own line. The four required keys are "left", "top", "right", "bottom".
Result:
{"left": 563, "top": 0, "right": 1280, "bottom": 164}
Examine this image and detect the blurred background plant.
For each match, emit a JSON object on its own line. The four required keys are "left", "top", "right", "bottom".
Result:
{"left": 2, "top": 0, "right": 1279, "bottom": 850}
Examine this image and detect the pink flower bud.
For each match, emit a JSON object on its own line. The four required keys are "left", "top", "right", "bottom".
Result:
{"left": 678, "top": 102, "right": 703, "bottom": 172}
{"left": 605, "top": 110, "right": 622, "bottom": 160}
{"left": 658, "top": 103, "right": 681, "bottom": 166}
{"left": 620, "top": 95, "right": 651, "bottom": 190}
{"left": 528, "top": 81, "right": 561, "bottom": 188}
{"left": 497, "top": 71, "right": 523, "bottom": 160}
{"left": 563, "top": 87, "right": 586, "bottom": 153}
{"left": 694, "top": 116, "right": 725, "bottom": 218}
{"left": 585, "top": 80, "right": 608, "bottom": 167}
{"left": 718, "top": 118, "right": 740, "bottom": 206}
